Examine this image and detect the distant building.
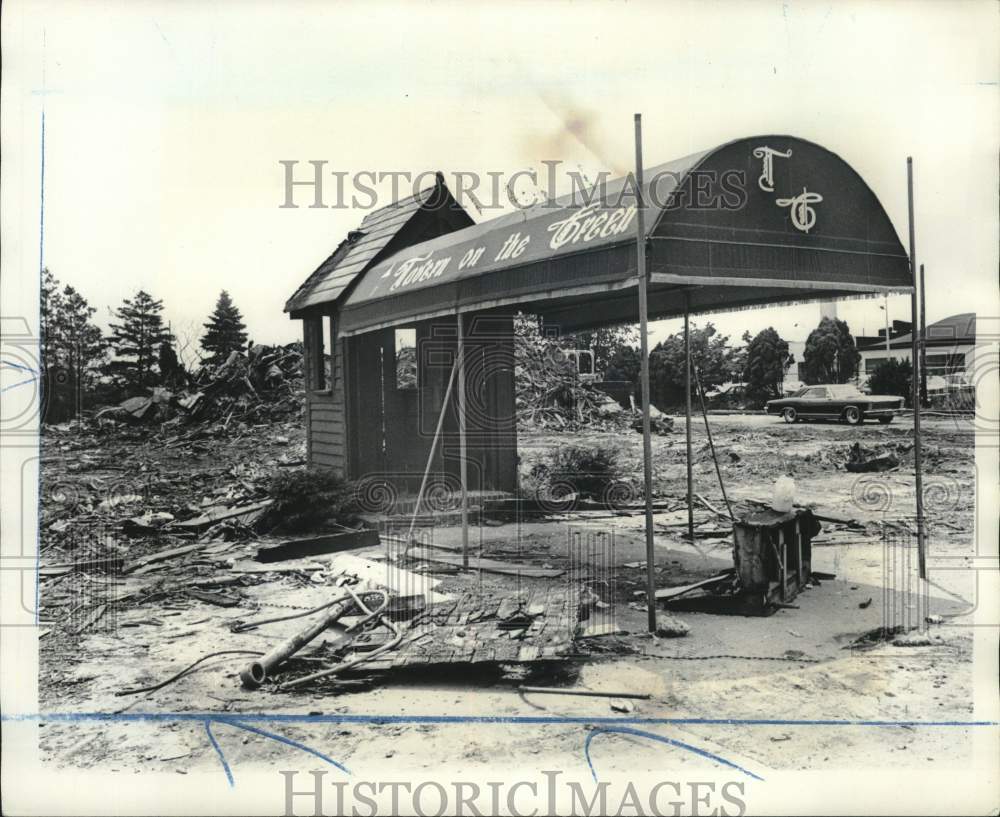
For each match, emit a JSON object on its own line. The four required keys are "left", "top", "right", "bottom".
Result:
{"left": 856, "top": 313, "right": 977, "bottom": 383}
{"left": 854, "top": 319, "right": 913, "bottom": 353}
{"left": 786, "top": 340, "right": 806, "bottom": 390}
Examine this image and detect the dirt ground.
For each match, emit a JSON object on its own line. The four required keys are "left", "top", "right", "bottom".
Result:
{"left": 36, "top": 412, "right": 983, "bottom": 784}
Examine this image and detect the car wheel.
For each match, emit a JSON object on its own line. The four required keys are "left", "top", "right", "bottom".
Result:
{"left": 782, "top": 407, "right": 797, "bottom": 424}
{"left": 878, "top": 416, "right": 893, "bottom": 425}
{"left": 843, "top": 406, "right": 862, "bottom": 425}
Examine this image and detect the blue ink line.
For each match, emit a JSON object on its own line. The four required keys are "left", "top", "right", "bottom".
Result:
{"left": 220, "top": 719, "right": 350, "bottom": 775}
{"left": 1, "top": 376, "right": 39, "bottom": 393}
{"left": 204, "top": 720, "right": 234, "bottom": 788}
{"left": 6, "top": 712, "right": 997, "bottom": 728}
{"left": 2, "top": 360, "right": 38, "bottom": 374}
{"left": 585, "top": 726, "right": 764, "bottom": 783}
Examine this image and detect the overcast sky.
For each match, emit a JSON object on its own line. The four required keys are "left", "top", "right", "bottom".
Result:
{"left": 4, "top": 0, "right": 998, "bottom": 358}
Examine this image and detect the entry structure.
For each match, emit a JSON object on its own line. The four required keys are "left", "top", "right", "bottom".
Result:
{"left": 284, "top": 133, "right": 916, "bottom": 604}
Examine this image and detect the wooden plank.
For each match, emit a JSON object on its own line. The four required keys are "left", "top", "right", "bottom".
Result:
{"left": 313, "top": 449, "right": 346, "bottom": 462}
{"left": 256, "top": 530, "right": 380, "bottom": 563}
{"left": 418, "top": 548, "right": 565, "bottom": 578}
{"left": 310, "top": 419, "right": 344, "bottom": 434}
{"left": 172, "top": 499, "right": 273, "bottom": 531}
{"left": 327, "top": 553, "right": 451, "bottom": 604}
{"left": 309, "top": 401, "right": 341, "bottom": 412}
{"left": 312, "top": 441, "right": 345, "bottom": 454}
{"left": 653, "top": 570, "right": 733, "bottom": 601}
{"left": 39, "top": 556, "right": 124, "bottom": 577}
{"left": 311, "top": 434, "right": 345, "bottom": 448}
{"left": 310, "top": 403, "right": 344, "bottom": 417}
{"left": 313, "top": 454, "right": 346, "bottom": 469}
{"left": 310, "top": 414, "right": 342, "bottom": 425}
{"left": 303, "top": 321, "right": 313, "bottom": 462}
{"left": 123, "top": 542, "right": 207, "bottom": 574}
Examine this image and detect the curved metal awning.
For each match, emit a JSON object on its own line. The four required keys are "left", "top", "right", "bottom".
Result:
{"left": 339, "top": 136, "right": 912, "bottom": 336}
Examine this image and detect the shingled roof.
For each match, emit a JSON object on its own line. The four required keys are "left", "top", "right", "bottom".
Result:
{"left": 284, "top": 172, "right": 474, "bottom": 314}
{"left": 858, "top": 313, "right": 976, "bottom": 350}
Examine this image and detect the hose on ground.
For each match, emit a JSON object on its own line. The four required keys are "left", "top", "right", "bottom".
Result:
{"left": 116, "top": 649, "right": 264, "bottom": 696}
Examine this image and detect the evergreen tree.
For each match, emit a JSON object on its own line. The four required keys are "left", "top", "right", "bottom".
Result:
{"left": 40, "top": 268, "right": 60, "bottom": 348}
{"left": 744, "top": 327, "right": 791, "bottom": 407}
{"left": 201, "top": 290, "right": 248, "bottom": 363}
{"left": 802, "top": 317, "right": 860, "bottom": 384}
{"left": 107, "top": 290, "right": 173, "bottom": 388}
{"left": 158, "top": 340, "right": 186, "bottom": 387}
{"left": 39, "top": 269, "right": 106, "bottom": 422}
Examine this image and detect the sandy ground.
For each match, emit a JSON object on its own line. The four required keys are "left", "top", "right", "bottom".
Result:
{"left": 35, "top": 413, "right": 988, "bottom": 785}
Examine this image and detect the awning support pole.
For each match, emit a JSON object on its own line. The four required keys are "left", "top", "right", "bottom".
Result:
{"left": 906, "top": 157, "right": 927, "bottom": 580}
{"left": 456, "top": 312, "right": 469, "bottom": 570}
{"left": 685, "top": 295, "right": 695, "bottom": 543}
{"left": 406, "top": 354, "right": 460, "bottom": 547}
{"left": 633, "top": 113, "right": 657, "bottom": 634}
{"left": 919, "top": 263, "right": 928, "bottom": 408}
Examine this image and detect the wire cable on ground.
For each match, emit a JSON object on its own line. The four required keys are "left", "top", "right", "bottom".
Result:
{"left": 116, "top": 649, "right": 264, "bottom": 696}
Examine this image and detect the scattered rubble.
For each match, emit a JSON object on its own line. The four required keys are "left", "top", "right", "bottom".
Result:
{"left": 846, "top": 442, "right": 900, "bottom": 473}
{"left": 630, "top": 405, "right": 675, "bottom": 435}
{"left": 92, "top": 342, "right": 304, "bottom": 431}
{"left": 516, "top": 340, "right": 645, "bottom": 432}
{"left": 36, "top": 407, "right": 976, "bottom": 772}
{"left": 655, "top": 613, "right": 691, "bottom": 638}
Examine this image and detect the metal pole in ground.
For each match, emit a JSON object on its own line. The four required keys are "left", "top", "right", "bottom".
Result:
{"left": 633, "top": 113, "right": 657, "bottom": 633}
{"left": 456, "top": 312, "right": 469, "bottom": 570}
{"left": 884, "top": 294, "right": 891, "bottom": 353}
{"left": 406, "top": 357, "right": 459, "bottom": 546}
{"left": 919, "top": 263, "right": 928, "bottom": 407}
{"left": 907, "top": 157, "right": 927, "bottom": 580}
{"left": 692, "top": 363, "right": 734, "bottom": 521}
{"left": 685, "top": 296, "right": 695, "bottom": 544}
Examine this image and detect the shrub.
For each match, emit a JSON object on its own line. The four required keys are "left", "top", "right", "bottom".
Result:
{"left": 263, "top": 468, "right": 353, "bottom": 532}
{"left": 868, "top": 359, "right": 912, "bottom": 407}
{"left": 525, "top": 443, "right": 626, "bottom": 502}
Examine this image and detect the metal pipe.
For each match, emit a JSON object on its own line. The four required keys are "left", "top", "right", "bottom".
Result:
{"left": 884, "top": 294, "right": 891, "bottom": 353}
{"left": 240, "top": 595, "right": 356, "bottom": 688}
{"left": 633, "top": 113, "right": 657, "bottom": 634}
{"left": 919, "top": 263, "right": 928, "bottom": 407}
{"left": 685, "top": 298, "right": 694, "bottom": 543}
{"left": 456, "top": 312, "right": 469, "bottom": 570}
{"left": 692, "top": 363, "right": 734, "bottom": 522}
{"left": 279, "top": 586, "right": 402, "bottom": 690}
{"left": 518, "top": 686, "right": 651, "bottom": 700}
{"left": 906, "top": 157, "right": 926, "bottom": 579}
{"left": 406, "top": 355, "right": 460, "bottom": 544}
{"left": 239, "top": 590, "right": 388, "bottom": 688}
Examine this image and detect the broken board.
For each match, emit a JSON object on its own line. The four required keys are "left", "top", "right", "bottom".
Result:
{"left": 417, "top": 547, "right": 565, "bottom": 578}
{"left": 255, "top": 530, "right": 380, "bottom": 563}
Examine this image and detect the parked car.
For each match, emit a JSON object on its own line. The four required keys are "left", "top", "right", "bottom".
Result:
{"left": 765, "top": 384, "right": 903, "bottom": 425}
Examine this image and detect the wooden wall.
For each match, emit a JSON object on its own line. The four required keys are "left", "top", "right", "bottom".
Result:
{"left": 303, "top": 311, "right": 517, "bottom": 494}
{"left": 303, "top": 316, "right": 348, "bottom": 475}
